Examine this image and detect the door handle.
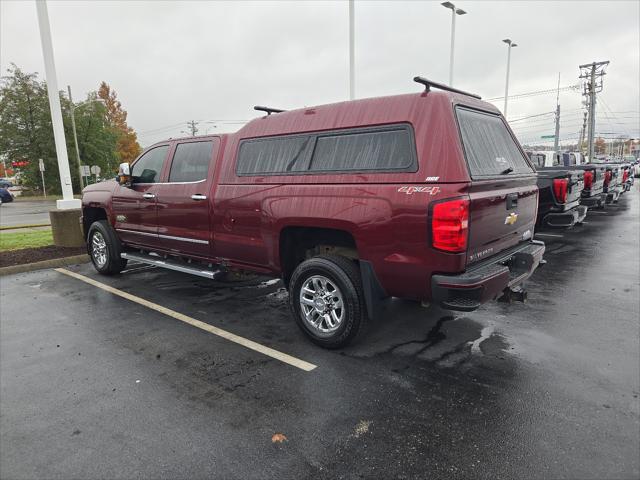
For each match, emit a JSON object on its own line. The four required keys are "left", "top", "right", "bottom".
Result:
{"left": 506, "top": 193, "right": 518, "bottom": 209}
{"left": 191, "top": 194, "right": 207, "bottom": 201}
{"left": 142, "top": 193, "right": 156, "bottom": 199}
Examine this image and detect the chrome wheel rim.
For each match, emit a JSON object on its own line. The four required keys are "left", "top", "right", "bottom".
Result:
{"left": 91, "top": 231, "right": 108, "bottom": 268}
{"left": 299, "top": 275, "right": 345, "bottom": 336}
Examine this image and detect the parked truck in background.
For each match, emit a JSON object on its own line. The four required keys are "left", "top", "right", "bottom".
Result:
{"left": 527, "top": 151, "right": 588, "bottom": 227}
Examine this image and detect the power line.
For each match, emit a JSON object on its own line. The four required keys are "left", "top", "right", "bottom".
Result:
{"left": 487, "top": 84, "right": 580, "bottom": 101}
{"left": 508, "top": 111, "right": 554, "bottom": 123}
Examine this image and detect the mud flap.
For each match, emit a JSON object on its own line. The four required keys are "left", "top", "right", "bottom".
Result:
{"left": 359, "top": 260, "right": 388, "bottom": 320}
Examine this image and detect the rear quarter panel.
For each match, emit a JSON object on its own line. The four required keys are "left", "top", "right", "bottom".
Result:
{"left": 212, "top": 182, "right": 469, "bottom": 299}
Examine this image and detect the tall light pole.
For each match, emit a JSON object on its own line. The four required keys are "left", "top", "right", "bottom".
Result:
{"left": 36, "top": 0, "right": 80, "bottom": 209}
{"left": 441, "top": 2, "right": 467, "bottom": 86}
{"left": 502, "top": 38, "right": 517, "bottom": 118}
{"left": 349, "top": 0, "right": 355, "bottom": 100}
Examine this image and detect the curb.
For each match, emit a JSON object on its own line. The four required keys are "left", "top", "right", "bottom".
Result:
{"left": 0, "top": 254, "right": 90, "bottom": 276}
{"left": 0, "top": 223, "right": 51, "bottom": 231}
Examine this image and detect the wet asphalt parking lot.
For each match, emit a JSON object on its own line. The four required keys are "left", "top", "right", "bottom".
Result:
{"left": 1, "top": 186, "right": 639, "bottom": 480}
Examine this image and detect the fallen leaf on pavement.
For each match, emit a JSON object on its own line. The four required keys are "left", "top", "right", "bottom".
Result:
{"left": 271, "top": 433, "right": 287, "bottom": 443}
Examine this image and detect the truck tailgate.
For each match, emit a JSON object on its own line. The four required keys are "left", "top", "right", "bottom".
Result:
{"left": 466, "top": 178, "right": 538, "bottom": 265}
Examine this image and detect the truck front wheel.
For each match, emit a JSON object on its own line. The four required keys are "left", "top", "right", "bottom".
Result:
{"left": 87, "top": 220, "right": 127, "bottom": 275}
{"left": 289, "top": 255, "right": 367, "bottom": 349}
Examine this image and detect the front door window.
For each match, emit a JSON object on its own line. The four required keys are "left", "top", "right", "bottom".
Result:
{"left": 132, "top": 146, "right": 168, "bottom": 183}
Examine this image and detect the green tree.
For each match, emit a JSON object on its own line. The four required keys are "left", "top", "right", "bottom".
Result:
{"left": 0, "top": 64, "right": 58, "bottom": 192}
{"left": 68, "top": 95, "right": 119, "bottom": 181}
{"left": 0, "top": 64, "right": 119, "bottom": 193}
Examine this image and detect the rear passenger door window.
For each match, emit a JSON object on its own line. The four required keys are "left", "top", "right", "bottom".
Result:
{"left": 169, "top": 141, "right": 214, "bottom": 182}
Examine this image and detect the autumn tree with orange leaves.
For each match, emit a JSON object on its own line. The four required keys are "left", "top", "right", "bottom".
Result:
{"left": 98, "top": 82, "right": 141, "bottom": 165}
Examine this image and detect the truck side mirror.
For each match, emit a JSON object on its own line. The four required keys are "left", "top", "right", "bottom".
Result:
{"left": 118, "top": 162, "right": 131, "bottom": 186}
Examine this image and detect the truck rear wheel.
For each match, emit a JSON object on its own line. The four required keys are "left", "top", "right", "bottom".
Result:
{"left": 289, "top": 255, "right": 367, "bottom": 349}
{"left": 87, "top": 220, "right": 127, "bottom": 275}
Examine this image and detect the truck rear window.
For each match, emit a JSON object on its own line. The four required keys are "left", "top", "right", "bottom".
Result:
{"left": 456, "top": 108, "right": 533, "bottom": 177}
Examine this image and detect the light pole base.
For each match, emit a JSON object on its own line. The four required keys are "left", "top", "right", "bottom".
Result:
{"left": 56, "top": 198, "right": 82, "bottom": 210}
{"left": 49, "top": 208, "right": 84, "bottom": 247}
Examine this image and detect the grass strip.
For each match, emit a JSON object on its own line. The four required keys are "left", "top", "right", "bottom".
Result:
{"left": 0, "top": 229, "right": 53, "bottom": 251}
{"left": 0, "top": 223, "right": 51, "bottom": 231}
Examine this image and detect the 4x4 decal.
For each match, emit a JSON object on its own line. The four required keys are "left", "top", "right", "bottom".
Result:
{"left": 397, "top": 186, "right": 441, "bottom": 195}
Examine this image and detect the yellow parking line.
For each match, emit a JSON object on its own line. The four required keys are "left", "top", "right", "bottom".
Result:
{"left": 55, "top": 268, "right": 317, "bottom": 372}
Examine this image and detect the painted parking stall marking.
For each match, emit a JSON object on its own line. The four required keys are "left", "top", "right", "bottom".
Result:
{"left": 55, "top": 268, "right": 317, "bottom": 372}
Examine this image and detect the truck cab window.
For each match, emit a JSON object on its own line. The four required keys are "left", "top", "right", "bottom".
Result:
{"left": 169, "top": 141, "right": 214, "bottom": 182}
{"left": 531, "top": 154, "right": 545, "bottom": 168}
{"left": 131, "top": 145, "right": 169, "bottom": 183}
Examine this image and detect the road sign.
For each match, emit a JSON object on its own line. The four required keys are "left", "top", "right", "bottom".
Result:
{"left": 541, "top": 135, "right": 556, "bottom": 139}
{"left": 38, "top": 159, "right": 46, "bottom": 198}
{"left": 90, "top": 165, "right": 101, "bottom": 175}
{"left": 81, "top": 165, "right": 91, "bottom": 176}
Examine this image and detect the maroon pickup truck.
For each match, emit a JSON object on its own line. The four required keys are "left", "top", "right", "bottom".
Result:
{"left": 82, "top": 77, "right": 545, "bottom": 348}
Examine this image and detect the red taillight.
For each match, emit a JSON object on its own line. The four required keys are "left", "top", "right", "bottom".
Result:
{"left": 583, "top": 170, "right": 594, "bottom": 189}
{"left": 432, "top": 198, "right": 469, "bottom": 253}
{"left": 604, "top": 170, "right": 612, "bottom": 186}
{"left": 552, "top": 178, "right": 569, "bottom": 203}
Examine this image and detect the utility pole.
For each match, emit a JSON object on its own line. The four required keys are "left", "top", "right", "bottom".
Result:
{"left": 349, "top": 0, "right": 355, "bottom": 100}
{"left": 553, "top": 72, "right": 561, "bottom": 152}
{"left": 187, "top": 120, "right": 199, "bottom": 136}
{"left": 578, "top": 111, "right": 588, "bottom": 154}
{"left": 67, "top": 85, "right": 84, "bottom": 190}
{"left": 579, "top": 60, "right": 609, "bottom": 162}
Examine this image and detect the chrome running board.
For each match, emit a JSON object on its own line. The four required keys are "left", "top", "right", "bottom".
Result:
{"left": 121, "top": 252, "right": 223, "bottom": 280}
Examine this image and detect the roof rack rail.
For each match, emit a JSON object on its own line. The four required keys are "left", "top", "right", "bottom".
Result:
{"left": 254, "top": 105, "right": 286, "bottom": 115}
{"left": 413, "top": 76, "right": 482, "bottom": 100}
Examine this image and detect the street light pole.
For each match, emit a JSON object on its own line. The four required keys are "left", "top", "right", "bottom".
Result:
{"left": 35, "top": 0, "right": 79, "bottom": 209}
{"left": 349, "top": 0, "right": 355, "bottom": 100}
{"left": 502, "top": 38, "right": 517, "bottom": 118}
{"left": 67, "top": 85, "right": 84, "bottom": 190}
{"left": 441, "top": 2, "right": 467, "bottom": 86}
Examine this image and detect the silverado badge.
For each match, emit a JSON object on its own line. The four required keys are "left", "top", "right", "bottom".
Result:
{"left": 504, "top": 212, "right": 518, "bottom": 225}
{"left": 116, "top": 215, "right": 127, "bottom": 222}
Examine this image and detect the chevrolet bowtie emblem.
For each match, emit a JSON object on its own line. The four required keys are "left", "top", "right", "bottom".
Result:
{"left": 504, "top": 212, "right": 519, "bottom": 225}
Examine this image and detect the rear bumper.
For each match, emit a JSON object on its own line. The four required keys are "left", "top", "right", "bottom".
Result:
{"left": 431, "top": 240, "right": 545, "bottom": 312}
{"left": 606, "top": 186, "right": 622, "bottom": 203}
{"left": 581, "top": 194, "right": 605, "bottom": 208}
{"left": 542, "top": 205, "right": 588, "bottom": 228}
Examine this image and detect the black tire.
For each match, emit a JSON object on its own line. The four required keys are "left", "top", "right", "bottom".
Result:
{"left": 87, "top": 220, "right": 127, "bottom": 275}
{"left": 288, "top": 255, "right": 367, "bottom": 349}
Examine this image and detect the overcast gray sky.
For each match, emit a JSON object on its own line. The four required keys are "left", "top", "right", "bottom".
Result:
{"left": 1, "top": 0, "right": 638, "bottom": 148}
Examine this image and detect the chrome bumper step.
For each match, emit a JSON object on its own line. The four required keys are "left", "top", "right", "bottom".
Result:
{"left": 120, "top": 252, "right": 223, "bottom": 280}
